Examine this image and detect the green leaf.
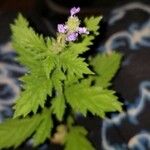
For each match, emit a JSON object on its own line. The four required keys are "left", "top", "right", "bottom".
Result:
{"left": 51, "top": 94, "right": 66, "bottom": 121}
{"left": 11, "top": 14, "right": 56, "bottom": 78}
{"left": 84, "top": 16, "right": 102, "bottom": 35}
{"left": 0, "top": 117, "right": 40, "bottom": 148}
{"left": 33, "top": 109, "right": 53, "bottom": 145}
{"left": 65, "top": 126, "right": 94, "bottom": 150}
{"left": 67, "top": 35, "right": 94, "bottom": 56}
{"left": 65, "top": 82, "right": 122, "bottom": 118}
{"left": 0, "top": 109, "right": 52, "bottom": 149}
{"left": 51, "top": 68, "right": 66, "bottom": 93}
{"left": 91, "top": 52, "right": 122, "bottom": 87}
{"left": 14, "top": 73, "right": 52, "bottom": 117}
{"left": 43, "top": 54, "right": 56, "bottom": 78}
{"left": 60, "top": 51, "right": 93, "bottom": 81}
{"left": 11, "top": 14, "right": 54, "bottom": 117}
{"left": 11, "top": 14, "right": 48, "bottom": 60}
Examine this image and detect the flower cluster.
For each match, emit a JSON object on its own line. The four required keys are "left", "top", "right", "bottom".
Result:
{"left": 57, "top": 7, "right": 89, "bottom": 42}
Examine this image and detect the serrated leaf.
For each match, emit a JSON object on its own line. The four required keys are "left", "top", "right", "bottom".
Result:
{"left": 60, "top": 51, "right": 93, "bottom": 81}
{"left": 51, "top": 94, "right": 66, "bottom": 121}
{"left": 65, "top": 126, "right": 94, "bottom": 150}
{"left": 0, "top": 114, "right": 39, "bottom": 148}
{"left": 11, "top": 14, "right": 54, "bottom": 118}
{"left": 66, "top": 35, "right": 94, "bottom": 56}
{"left": 11, "top": 14, "right": 48, "bottom": 59}
{"left": 84, "top": 16, "right": 102, "bottom": 35}
{"left": 91, "top": 52, "right": 122, "bottom": 87}
{"left": 33, "top": 109, "right": 53, "bottom": 145}
{"left": 0, "top": 109, "right": 53, "bottom": 149}
{"left": 11, "top": 14, "right": 55, "bottom": 79}
{"left": 43, "top": 54, "right": 56, "bottom": 78}
{"left": 51, "top": 68, "right": 66, "bottom": 93}
{"left": 14, "top": 73, "right": 52, "bottom": 117}
{"left": 65, "top": 82, "right": 122, "bottom": 118}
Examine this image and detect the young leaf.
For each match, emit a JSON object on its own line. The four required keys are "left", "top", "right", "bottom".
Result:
{"left": 11, "top": 14, "right": 54, "bottom": 117}
{"left": 43, "top": 54, "right": 56, "bottom": 79}
{"left": 11, "top": 14, "right": 56, "bottom": 79}
{"left": 0, "top": 109, "right": 53, "bottom": 149}
{"left": 33, "top": 109, "right": 53, "bottom": 145}
{"left": 66, "top": 35, "right": 94, "bottom": 56}
{"left": 59, "top": 51, "right": 93, "bottom": 80}
{"left": 0, "top": 117, "right": 40, "bottom": 149}
{"left": 90, "top": 52, "right": 122, "bottom": 87}
{"left": 65, "top": 82, "right": 122, "bottom": 118}
{"left": 65, "top": 126, "right": 94, "bottom": 150}
{"left": 51, "top": 94, "right": 66, "bottom": 121}
{"left": 84, "top": 16, "right": 102, "bottom": 35}
{"left": 11, "top": 14, "right": 48, "bottom": 60}
{"left": 51, "top": 68, "right": 66, "bottom": 93}
{"left": 14, "top": 73, "right": 52, "bottom": 117}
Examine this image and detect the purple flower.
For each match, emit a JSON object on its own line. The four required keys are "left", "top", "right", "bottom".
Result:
{"left": 57, "top": 24, "right": 67, "bottom": 33}
{"left": 66, "top": 32, "right": 78, "bottom": 41}
{"left": 70, "top": 7, "right": 80, "bottom": 16}
{"left": 78, "top": 27, "right": 89, "bottom": 34}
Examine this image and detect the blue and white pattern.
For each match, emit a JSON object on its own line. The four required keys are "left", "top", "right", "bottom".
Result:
{"left": 101, "top": 2, "right": 150, "bottom": 150}
{"left": 102, "top": 81, "right": 150, "bottom": 150}
{"left": 98, "top": 2, "right": 150, "bottom": 53}
{"left": 0, "top": 42, "right": 26, "bottom": 121}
